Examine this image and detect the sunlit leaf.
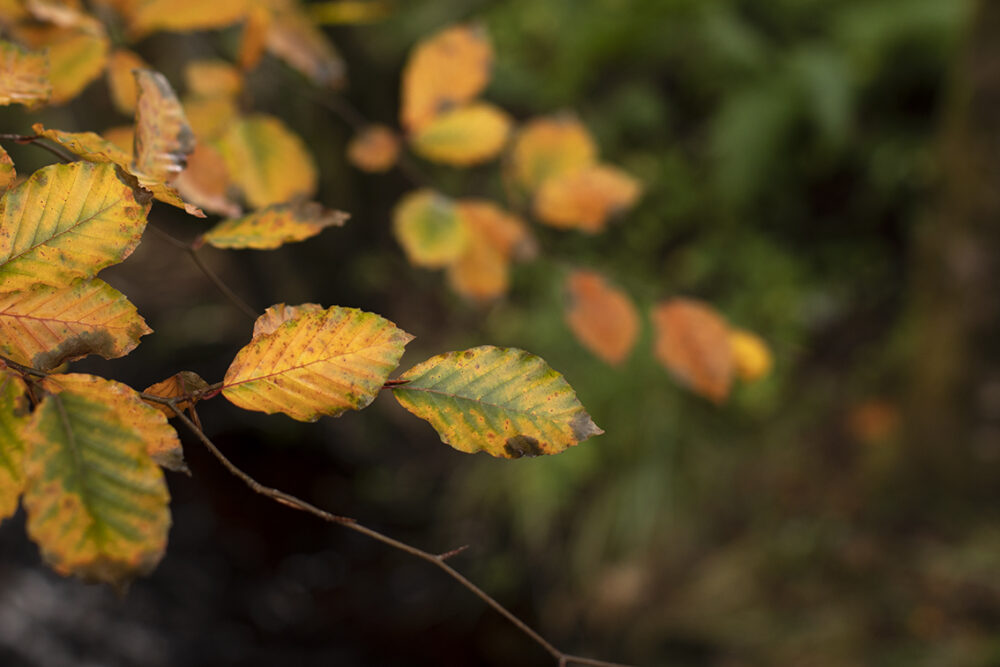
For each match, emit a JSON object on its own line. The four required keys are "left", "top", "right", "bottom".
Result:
{"left": 392, "top": 189, "right": 466, "bottom": 268}
{"left": 652, "top": 298, "right": 734, "bottom": 404}
{"left": 347, "top": 125, "right": 399, "bottom": 173}
{"left": 0, "top": 144, "right": 15, "bottom": 190}
{"left": 509, "top": 115, "right": 597, "bottom": 192}
{"left": 564, "top": 270, "right": 639, "bottom": 366}
{"left": 106, "top": 48, "right": 148, "bottom": 114}
{"left": 728, "top": 328, "right": 772, "bottom": 383}
{"left": 392, "top": 346, "right": 603, "bottom": 458}
{"left": 133, "top": 69, "right": 195, "bottom": 184}
{"left": 400, "top": 23, "right": 493, "bottom": 133}
{"left": 43, "top": 373, "right": 186, "bottom": 473}
{"left": 0, "top": 161, "right": 150, "bottom": 291}
{"left": 13, "top": 25, "right": 108, "bottom": 105}
{"left": 265, "top": 2, "right": 345, "bottom": 88}
{"left": 201, "top": 201, "right": 348, "bottom": 250}
{"left": 309, "top": 0, "right": 391, "bottom": 24}
{"left": 218, "top": 114, "right": 318, "bottom": 209}
{"left": 410, "top": 102, "right": 511, "bottom": 166}
{"left": 533, "top": 164, "right": 641, "bottom": 232}
{"left": 126, "top": 0, "right": 248, "bottom": 37}
{"left": 174, "top": 143, "right": 240, "bottom": 218}
{"left": 0, "top": 279, "right": 151, "bottom": 370}
{"left": 0, "top": 40, "right": 51, "bottom": 109}
{"left": 185, "top": 59, "right": 242, "bottom": 98}
{"left": 222, "top": 304, "right": 412, "bottom": 422}
{"left": 22, "top": 386, "right": 170, "bottom": 585}
{"left": 142, "top": 370, "right": 209, "bottom": 419}
{"left": 0, "top": 371, "right": 28, "bottom": 522}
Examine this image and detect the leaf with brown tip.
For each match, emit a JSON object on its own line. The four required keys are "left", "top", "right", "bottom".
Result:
{"left": 565, "top": 270, "right": 639, "bottom": 366}
{"left": 202, "top": 201, "right": 348, "bottom": 250}
{"left": 652, "top": 298, "right": 734, "bottom": 404}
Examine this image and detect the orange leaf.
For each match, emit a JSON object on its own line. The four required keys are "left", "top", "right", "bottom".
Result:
{"left": 565, "top": 270, "right": 639, "bottom": 366}
{"left": 347, "top": 125, "right": 399, "bottom": 173}
{"left": 106, "top": 48, "right": 148, "bottom": 114}
{"left": 102, "top": 125, "right": 134, "bottom": 155}
{"left": 132, "top": 69, "right": 196, "bottom": 185}
{"left": 410, "top": 102, "right": 511, "bottom": 166}
{"left": 400, "top": 23, "right": 493, "bottom": 133}
{"left": 174, "top": 142, "right": 240, "bottom": 218}
{"left": 446, "top": 201, "right": 533, "bottom": 302}
{"left": 509, "top": 115, "right": 597, "bottom": 192}
{"left": 0, "top": 40, "right": 51, "bottom": 109}
{"left": 184, "top": 59, "right": 242, "bottom": 98}
{"left": 238, "top": 6, "right": 270, "bottom": 71}
{"left": 652, "top": 298, "right": 734, "bottom": 404}
{"left": 142, "top": 370, "right": 209, "bottom": 419}
{"left": 533, "top": 164, "right": 641, "bottom": 233}
{"left": 456, "top": 199, "right": 534, "bottom": 260}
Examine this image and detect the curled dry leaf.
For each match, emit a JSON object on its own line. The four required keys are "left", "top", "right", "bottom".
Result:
{"left": 564, "top": 270, "right": 639, "bottom": 366}
{"left": 410, "top": 102, "right": 512, "bottom": 166}
{"left": 651, "top": 298, "right": 734, "bottom": 404}
{"left": 202, "top": 201, "right": 349, "bottom": 250}
{"left": 729, "top": 328, "right": 772, "bottom": 382}
{"left": 393, "top": 190, "right": 467, "bottom": 268}
{"left": 392, "top": 346, "right": 603, "bottom": 458}
{"left": 400, "top": 23, "right": 493, "bottom": 133}
{"left": 142, "top": 370, "right": 210, "bottom": 420}
{"left": 509, "top": 115, "right": 598, "bottom": 192}
{"left": 533, "top": 164, "right": 641, "bottom": 232}
{"left": 347, "top": 125, "right": 400, "bottom": 173}
{"left": 132, "top": 69, "right": 196, "bottom": 184}
{"left": 0, "top": 40, "right": 51, "bottom": 109}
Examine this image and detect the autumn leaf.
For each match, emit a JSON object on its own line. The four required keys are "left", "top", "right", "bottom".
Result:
{"left": 24, "top": 0, "right": 103, "bottom": 32}
{"left": 533, "top": 164, "right": 641, "bottom": 232}
{"left": 185, "top": 59, "right": 242, "bottom": 98}
{"left": 509, "top": 115, "right": 597, "bottom": 192}
{"left": 183, "top": 96, "right": 239, "bottom": 142}
{"left": 0, "top": 370, "right": 28, "bottom": 522}
{"left": 22, "top": 387, "right": 170, "bottom": 585}
{"left": 564, "top": 270, "right": 639, "bottom": 366}
{"left": 222, "top": 305, "right": 412, "bottom": 422}
{"left": 309, "top": 1, "right": 392, "bottom": 24}
{"left": 201, "top": 201, "right": 349, "bottom": 250}
{"left": 125, "top": 0, "right": 249, "bottom": 37}
{"left": 13, "top": 24, "right": 108, "bottom": 105}
{"left": 0, "top": 144, "right": 15, "bottom": 190}
{"left": 142, "top": 370, "right": 210, "bottom": 420}
{"left": 392, "top": 346, "right": 603, "bottom": 458}
{"left": 652, "top": 298, "right": 734, "bottom": 404}
{"left": 456, "top": 199, "right": 534, "bottom": 260}
{"left": 174, "top": 143, "right": 240, "bottom": 218}
{"left": 0, "top": 161, "right": 150, "bottom": 291}
{"left": 106, "top": 48, "right": 148, "bottom": 114}
{"left": 265, "top": 1, "right": 345, "bottom": 88}
{"left": 729, "top": 328, "right": 773, "bottom": 382}
{"left": 393, "top": 189, "right": 467, "bottom": 268}
{"left": 251, "top": 302, "right": 324, "bottom": 337}
{"left": 410, "top": 102, "right": 511, "bottom": 166}
{"left": 237, "top": 6, "right": 269, "bottom": 71}
{"left": 0, "top": 279, "right": 151, "bottom": 371}
{"left": 446, "top": 201, "right": 533, "bottom": 302}
{"left": 400, "top": 23, "right": 493, "bottom": 133}
{"left": 218, "top": 114, "right": 318, "bottom": 209}
{"left": 42, "top": 373, "right": 187, "bottom": 473}
{"left": 347, "top": 125, "right": 400, "bottom": 173}
{"left": 132, "top": 69, "right": 196, "bottom": 184}
{"left": 0, "top": 40, "right": 51, "bottom": 109}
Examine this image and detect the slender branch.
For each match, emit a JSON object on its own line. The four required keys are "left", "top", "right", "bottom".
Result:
{"left": 0, "top": 133, "right": 77, "bottom": 163}
{"left": 154, "top": 396, "right": 632, "bottom": 667}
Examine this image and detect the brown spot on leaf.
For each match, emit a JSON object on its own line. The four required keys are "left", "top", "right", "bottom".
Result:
{"left": 32, "top": 330, "right": 116, "bottom": 371}
{"left": 503, "top": 435, "right": 543, "bottom": 458}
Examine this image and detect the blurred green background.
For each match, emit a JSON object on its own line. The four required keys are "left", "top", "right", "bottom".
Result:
{"left": 6, "top": 0, "right": 1000, "bottom": 665}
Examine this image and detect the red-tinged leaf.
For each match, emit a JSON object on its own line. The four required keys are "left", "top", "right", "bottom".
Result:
{"left": 22, "top": 387, "right": 170, "bottom": 585}
{"left": 533, "top": 164, "right": 641, "bottom": 232}
{"left": 133, "top": 69, "right": 195, "bottom": 184}
{"left": 0, "top": 370, "right": 28, "bottom": 522}
{"left": 142, "top": 370, "right": 209, "bottom": 420}
{"left": 222, "top": 305, "right": 412, "bottom": 422}
{"left": 0, "top": 278, "right": 151, "bottom": 370}
{"left": 347, "top": 125, "right": 399, "bottom": 173}
{"left": 564, "top": 270, "right": 639, "bottom": 366}
{"left": 509, "top": 115, "right": 597, "bottom": 192}
{"left": 0, "top": 40, "right": 51, "bottom": 109}
{"left": 392, "top": 346, "right": 603, "bottom": 458}
{"left": 0, "top": 161, "right": 151, "bottom": 291}
{"left": 201, "top": 201, "right": 348, "bottom": 250}
{"left": 651, "top": 298, "right": 734, "bottom": 404}
{"left": 392, "top": 189, "right": 466, "bottom": 268}
{"left": 410, "top": 102, "right": 512, "bottom": 166}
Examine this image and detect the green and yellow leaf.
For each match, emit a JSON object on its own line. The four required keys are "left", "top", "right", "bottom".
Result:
{"left": 509, "top": 115, "right": 597, "bottom": 192}
{"left": 202, "top": 201, "right": 348, "bottom": 250}
{"left": 0, "top": 370, "right": 28, "bottom": 522}
{"left": 651, "top": 298, "right": 734, "bottom": 404}
{"left": 0, "top": 40, "right": 51, "bottom": 109}
{"left": 410, "top": 102, "right": 511, "bottom": 166}
{"left": 22, "top": 387, "right": 170, "bottom": 585}
{"left": 533, "top": 164, "right": 641, "bottom": 232}
{"left": 0, "top": 161, "right": 150, "bottom": 291}
{"left": 392, "top": 346, "right": 603, "bottom": 458}
{"left": 0, "top": 144, "right": 15, "bottom": 190}
{"left": 0, "top": 278, "right": 151, "bottom": 370}
{"left": 392, "top": 189, "right": 466, "bottom": 268}
{"left": 218, "top": 114, "right": 317, "bottom": 209}
{"left": 222, "top": 305, "right": 412, "bottom": 422}
{"left": 564, "top": 270, "right": 639, "bottom": 366}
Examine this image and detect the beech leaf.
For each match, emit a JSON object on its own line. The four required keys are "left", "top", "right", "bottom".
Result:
{"left": 533, "top": 164, "right": 641, "bottom": 232}
{"left": 0, "top": 144, "right": 15, "bottom": 190}
{"left": 126, "top": 0, "right": 249, "bottom": 37}
{"left": 15, "top": 25, "right": 108, "bottom": 105}
{"left": 393, "top": 190, "right": 467, "bottom": 268}
{"left": 564, "top": 270, "right": 639, "bottom": 366}
{"left": 202, "top": 201, "right": 348, "bottom": 250}
{"left": 347, "top": 125, "right": 400, "bottom": 173}
{"left": 265, "top": 2, "right": 346, "bottom": 88}
{"left": 132, "top": 69, "right": 196, "bottom": 185}
{"left": 509, "top": 115, "right": 597, "bottom": 192}
{"left": 142, "top": 371, "right": 210, "bottom": 420}
{"left": 410, "top": 102, "right": 512, "bottom": 166}
{"left": 729, "top": 328, "right": 773, "bottom": 382}
{"left": 0, "top": 371, "right": 28, "bottom": 522}
{"left": 106, "top": 48, "right": 148, "bottom": 114}
{"left": 652, "top": 298, "right": 734, "bottom": 404}
{"left": 0, "top": 40, "right": 51, "bottom": 109}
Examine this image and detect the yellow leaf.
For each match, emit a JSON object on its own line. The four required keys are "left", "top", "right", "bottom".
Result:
{"left": 142, "top": 370, "right": 209, "bottom": 420}
{"left": 309, "top": 0, "right": 391, "bottom": 24}
{"left": 651, "top": 298, "right": 734, "bottom": 404}
{"left": 202, "top": 201, "right": 348, "bottom": 250}
{"left": 22, "top": 384, "right": 170, "bottom": 585}
{"left": 14, "top": 25, "right": 108, "bottom": 105}
{"left": 183, "top": 95, "right": 239, "bottom": 141}
{"left": 265, "top": 2, "right": 345, "bottom": 88}
{"left": 509, "top": 115, "right": 597, "bottom": 192}
{"left": 400, "top": 23, "right": 493, "bottom": 133}
{"left": 410, "top": 102, "right": 511, "bottom": 166}
{"left": 126, "top": 0, "right": 248, "bottom": 37}
{"left": 0, "top": 40, "right": 51, "bottom": 109}
{"left": 533, "top": 164, "right": 641, "bottom": 232}
{"left": 174, "top": 142, "right": 240, "bottom": 218}
{"left": 564, "top": 270, "right": 639, "bottom": 366}
{"left": 222, "top": 304, "right": 412, "bottom": 422}
{"left": 43, "top": 373, "right": 186, "bottom": 473}
{"left": 106, "top": 48, "right": 148, "bottom": 114}
{"left": 0, "top": 161, "right": 150, "bottom": 291}
{"left": 218, "top": 114, "right": 318, "bottom": 209}
{"left": 392, "top": 189, "right": 467, "bottom": 268}
{"left": 729, "top": 328, "right": 772, "bottom": 382}
{"left": 238, "top": 6, "right": 270, "bottom": 71}
{"left": 0, "top": 370, "right": 28, "bottom": 522}
{"left": 251, "top": 302, "right": 323, "bottom": 337}
{"left": 185, "top": 59, "right": 242, "bottom": 98}
{"left": 102, "top": 125, "right": 134, "bottom": 155}
{"left": 25, "top": 0, "right": 102, "bottom": 32}
{"left": 133, "top": 69, "right": 196, "bottom": 185}
{"left": 347, "top": 125, "right": 399, "bottom": 173}
{"left": 0, "top": 278, "right": 151, "bottom": 370}
{"left": 392, "top": 346, "right": 603, "bottom": 458}
{"left": 0, "top": 143, "right": 15, "bottom": 190}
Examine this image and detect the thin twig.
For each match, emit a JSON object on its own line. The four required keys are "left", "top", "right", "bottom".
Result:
{"left": 0, "top": 133, "right": 77, "bottom": 163}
